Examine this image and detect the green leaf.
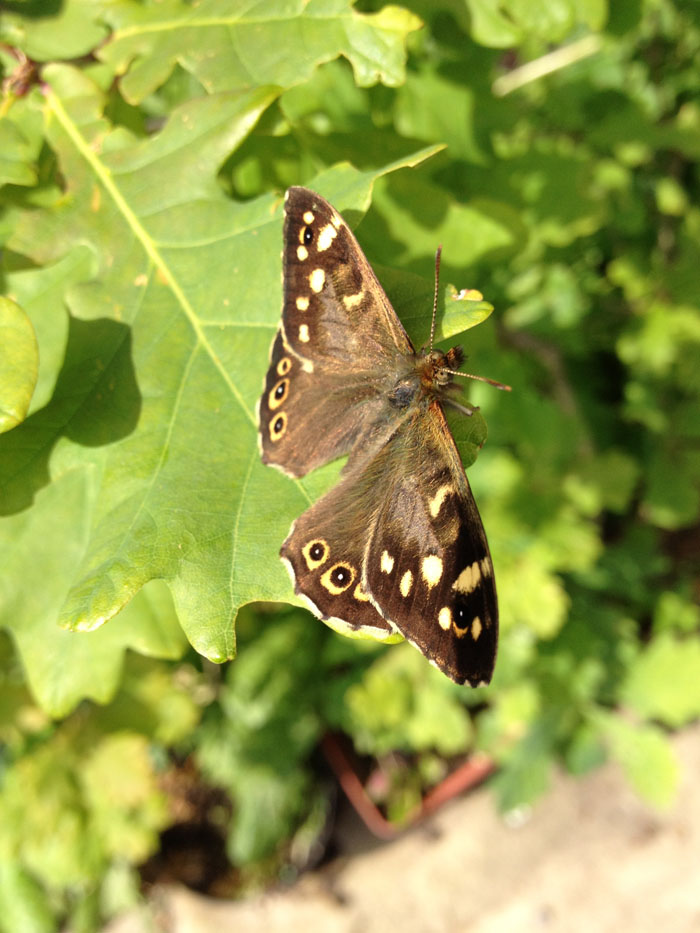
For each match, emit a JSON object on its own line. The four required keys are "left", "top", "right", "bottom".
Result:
{"left": 621, "top": 634, "right": 700, "bottom": 728}
{"left": 1, "top": 56, "right": 446, "bottom": 712}
{"left": 596, "top": 713, "right": 679, "bottom": 808}
{"left": 195, "top": 612, "right": 324, "bottom": 864}
{"left": 0, "top": 114, "right": 39, "bottom": 189}
{"left": 343, "top": 643, "right": 473, "bottom": 756}
{"left": 0, "top": 470, "right": 188, "bottom": 717}
{"left": 99, "top": 0, "right": 422, "bottom": 104}
{"left": 0, "top": 0, "right": 108, "bottom": 60}
{"left": 0, "top": 298, "right": 38, "bottom": 433}
{"left": 652, "top": 591, "right": 700, "bottom": 637}
{"left": 361, "top": 172, "right": 522, "bottom": 276}
{"left": 464, "top": 0, "right": 606, "bottom": 47}
{"left": 82, "top": 732, "right": 169, "bottom": 862}
{"left": 0, "top": 860, "right": 54, "bottom": 933}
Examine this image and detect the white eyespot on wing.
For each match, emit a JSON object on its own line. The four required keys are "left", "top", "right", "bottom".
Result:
{"left": 301, "top": 538, "right": 329, "bottom": 571}
{"left": 438, "top": 606, "right": 452, "bottom": 630}
{"left": 317, "top": 223, "right": 338, "bottom": 251}
{"left": 399, "top": 570, "right": 413, "bottom": 597}
{"left": 381, "top": 550, "right": 395, "bottom": 574}
{"left": 320, "top": 562, "right": 355, "bottom": 595}
{"left": 421, "top": 554, "right": 443, "bottom": 589}
{"left": 453, "top": 561, "right": 482, "bottom": 595}
{"left": 309, "top": 268, "right": 325, "bottom": 293}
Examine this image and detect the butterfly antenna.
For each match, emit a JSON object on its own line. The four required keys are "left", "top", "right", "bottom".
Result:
{"left": 429, "top": 245, "right": 442, "bottom": 352}
{"left": 446, "top": 369, "right": 512, "bottom": 391}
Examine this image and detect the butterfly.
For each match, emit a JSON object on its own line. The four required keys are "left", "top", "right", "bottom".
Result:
{"left": 258, "top": 187, "right": 504, "bottom": 686}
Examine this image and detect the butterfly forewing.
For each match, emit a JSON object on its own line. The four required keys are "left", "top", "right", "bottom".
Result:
{"left": 362, "top": 403, "right": 497, "bottom": 686}
{"left": 282, "top": 187, "right": 413, "bottom": 367}
{"left": 259, "top": 186, "right": 500, "bottom": 685}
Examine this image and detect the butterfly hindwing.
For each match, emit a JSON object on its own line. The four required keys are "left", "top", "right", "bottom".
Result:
{"left": 280, "top": 473, "right": 396, "bottom": 640}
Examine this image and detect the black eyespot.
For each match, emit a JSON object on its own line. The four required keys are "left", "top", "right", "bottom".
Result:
{"left": 310, "top": 543, "right": 324, "bottom": 561}
{"left": 331, "top": 567, "right": 349, "bottom": 586}
{"left": 303, "top": 226, "right": 313, "bottom": 245}
{"left": 274, "top": 382, "right": 285, "bottom": 399}
{"left": 274, "top": 416, "right": 284, "bottom": 433}
{"left": 454, "top": 604, "right": 469, "bottom": 627}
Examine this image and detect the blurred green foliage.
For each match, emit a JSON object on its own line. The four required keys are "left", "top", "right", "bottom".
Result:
{"left": 1, "top": 0, "right": 700, "bottom": 928}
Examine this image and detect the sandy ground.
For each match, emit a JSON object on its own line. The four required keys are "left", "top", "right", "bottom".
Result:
{"left": 110, "top": 724, "right": 700, "bottom": 932}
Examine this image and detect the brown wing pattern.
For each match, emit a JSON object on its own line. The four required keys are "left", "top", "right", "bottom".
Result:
{"left": 281, "top": 401, "right": 497, "bottom": 685}
{"left": 260, "top": 186, "right": 499, "bottom": 684}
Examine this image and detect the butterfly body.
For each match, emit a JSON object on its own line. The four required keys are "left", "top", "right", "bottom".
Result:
{"left": 258, "top": 187, "right": 498, "bottom": 686}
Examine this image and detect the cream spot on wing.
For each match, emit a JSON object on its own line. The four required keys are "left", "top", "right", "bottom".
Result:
{"left": 317, "top": 223, "right": 337, "bottom": 251}
{"left": 472, "top": 617, "right": 482, "bottom": 641}
{"left": 296, "top": 296, "right": 309, "bottom": 311}
{"left": 303, "top": 210, "right": 315, "bottom": 224}
{"left": 381, "top": 550, "right": 395, "bottom": 574}
{"left": 297, "top": 245, "right": 308, "bottom": 261}
{"left": 299, "top": 324, "right": 310, "bottom": 343}
{"left": 429, "top": 484, "right": 452, "bottom": 518}
{"left": 453, "top": 561, "right": 481, "bottom": 594}
{"left": 438, "top": 606, "right": 452, "bottom": 630}
{"left": 309, "top": 268, "right": 325, "bottom": 293}
{"left": 480, "top": 558, "right": 492, "bottom": 578}
{"left": 422, "top": 555, "right": 443, "bottom": 588}
{"left": 354, "top": 583, "right": 370, "bottom": 602}
{"left": 343, "top": 290, "right": 364, "bottom": 309}
{"left": 400, "top": 570, "right": 413, "bottom": 598}
{"left": 302, "top": 360, "right": 314, "bottom": 373}
{"left": 331, "top": 212, "right": 342, "bottom": 229}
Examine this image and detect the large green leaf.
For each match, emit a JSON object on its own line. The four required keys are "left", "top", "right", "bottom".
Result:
{"left": 99, "top": 0, "right": 422, "bottom": 103}
{"left": 0, "top": 58, "right": 462, "bottom": 713}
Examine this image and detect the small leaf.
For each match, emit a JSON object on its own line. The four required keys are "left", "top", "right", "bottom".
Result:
{"left": 621, "top": 633, "right": 700, "bottom": 728}
{"left": 0, "top": 298, "right": 38, "bottom": 434}
{"left": 597, "top": 714, "right": 679, "bottom": 808}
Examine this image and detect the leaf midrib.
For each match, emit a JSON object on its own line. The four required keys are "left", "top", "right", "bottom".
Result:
{"left": 47, "top": 87, "right": 255, "bottom": 430}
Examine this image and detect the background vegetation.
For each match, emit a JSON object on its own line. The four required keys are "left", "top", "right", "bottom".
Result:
{"left": 1, "top": 0, "right": 699, "bottom": 928}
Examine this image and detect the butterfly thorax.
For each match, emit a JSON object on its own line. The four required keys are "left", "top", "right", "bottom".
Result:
{"left": 389, "top": 346, "right": 465, "bottom": 410}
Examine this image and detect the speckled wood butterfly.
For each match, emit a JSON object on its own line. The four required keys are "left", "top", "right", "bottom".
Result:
{"left": 258, "top": 187, "right": 504, "bottom": 686}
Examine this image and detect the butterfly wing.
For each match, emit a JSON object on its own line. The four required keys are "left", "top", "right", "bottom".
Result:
{"left": 282, "top": 401, "right": 498, "bottom": 686}
{"left": 281, "top": 187, "right": 413, "bottom": 366}
{"left": 258, "top": 327, "right": 389, "bottom": 477}
{"left": 259, "top": 188, "right": 413, "bottom": 475}
{"left": 363, "top": 402, "right": 498, "bottom": 686}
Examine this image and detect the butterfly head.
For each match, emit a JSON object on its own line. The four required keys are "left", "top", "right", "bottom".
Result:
{"left": 419, "top": 346, "right": 465, "bottom": 391}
